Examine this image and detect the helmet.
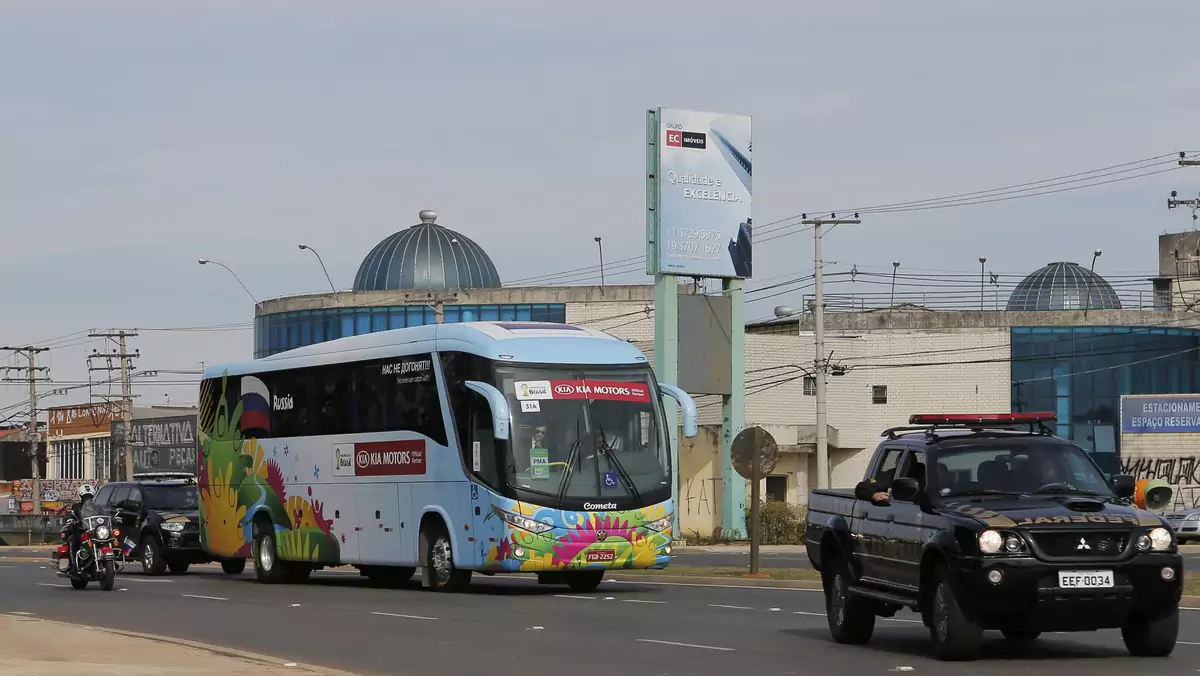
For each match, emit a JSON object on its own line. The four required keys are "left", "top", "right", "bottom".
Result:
{"left": 76, "top": 484, "right": 95, "bottom": 500}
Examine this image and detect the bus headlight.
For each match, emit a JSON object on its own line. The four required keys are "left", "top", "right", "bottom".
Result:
{"left": 1149, "top": 527, "right": 1173, "bottom": 551}
{"left": 498, "top": 510, "right": 553, "bottom": 534}
{"left": 643, "top": 517, "right": 672, "bottom": 532}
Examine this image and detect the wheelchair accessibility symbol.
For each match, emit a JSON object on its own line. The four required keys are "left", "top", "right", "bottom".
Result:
{"left": 603, "top": 472, "right": 619, "bottom": 488}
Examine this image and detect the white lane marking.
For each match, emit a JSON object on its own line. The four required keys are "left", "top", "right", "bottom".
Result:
{"left": 795, "top": 610, "right": 825, "bottom": 617}
{"left": 0, "top": 565, "right": 14, "bottom": 569}
{"left": 118, "top": 577, "right": 173, "bottom": 583}
{"left": 9, "top": 611, "right": 35, "bottom": 615}
{"left": 792, "top": 609, "right": 918, "bottom": 623}
{"left": 611, "top": 579, "right": 819, "bottom": 593}
{"left": 370, "top": 611, "right": 437, "bottom": 621}
{"left": 1182, "top": 607, "right": 1200, "bottom": 611}
{"left": 1177, "top": 640, "right": 1200, "bottom": 646}
{"left": 709, "top": 604, "right": 754, "bottom": 610}
{"left": 181, "top": 594, "right": 227, "bottom": 601}
{"left": 36, "top": 583, "right": 69, "bottom": 588}
{"left": 637, "top": 638, "right": 735, "bottom": 652}
{"left": 555, "top": 594, "right": 597, "bottom": 600}
{"left": 622, "top": 599, "right": 667, "bottom": 604}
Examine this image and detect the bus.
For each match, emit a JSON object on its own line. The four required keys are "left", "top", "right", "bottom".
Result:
{"left": 196, "top": 321, "right": 698, "bottom": 592}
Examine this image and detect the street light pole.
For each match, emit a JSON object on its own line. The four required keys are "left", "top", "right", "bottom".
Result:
{"left": 1084, "top": 249, "right": 1102, "bottom": 318}
{"left": 594, "top": 236, "right": 606, "bottom": 292}
{"left": 890, "top": 261, "right": 899, "bottom": 308}
{"left": 198, "top": 259, "right": 260, "bottom": 309}
{"left": 979, "top": 257, "right": 987, "bottom": 311}
{"left": 801, "top": 213, "right": 861, "bottom": 490}
{"left": 298, "top": 244, "right": 336, "bottom": 292}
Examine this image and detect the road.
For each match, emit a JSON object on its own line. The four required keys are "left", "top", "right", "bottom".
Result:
{"left": 2, "top": 559, "right": 1199, "bottom": 675}
{"left": 671, "top": 545, "right": 1200, "bottom": 570}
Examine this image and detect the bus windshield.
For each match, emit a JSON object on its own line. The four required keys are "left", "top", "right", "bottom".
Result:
{"left": 495, "top": 366, "right": 669, "bottom": 505}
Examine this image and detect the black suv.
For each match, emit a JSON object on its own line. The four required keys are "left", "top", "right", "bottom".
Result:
{"left": 90, "top": 473, "right": 245, "bottom": 576}
{"left": 806, "top": 413, "right": 1182, "bottom": 661}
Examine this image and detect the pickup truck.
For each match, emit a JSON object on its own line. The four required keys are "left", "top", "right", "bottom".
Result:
{"left": 804, "top": 412, "right": 1182, "bottom": 661}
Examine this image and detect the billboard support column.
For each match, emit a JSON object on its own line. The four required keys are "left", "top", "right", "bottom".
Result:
{"left": 654, "top": 274, "right": 680, "bottom": 534}
{"left": 722, "top": 278, "right": 747, "bottom": 538}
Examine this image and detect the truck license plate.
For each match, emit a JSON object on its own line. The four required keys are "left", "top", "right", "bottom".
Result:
{"left": 585, "top": 550, "right": 616, "bottom": 563}
{"left": 1058, "top": 570, "right": 1114, "bottom": 589}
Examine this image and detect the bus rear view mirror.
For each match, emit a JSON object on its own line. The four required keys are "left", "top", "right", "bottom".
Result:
{"left": 464, "top": 381, "right": 511, "bottom": 440}
{"left": 658, "top": 383, "right": 698, "bottom": 437}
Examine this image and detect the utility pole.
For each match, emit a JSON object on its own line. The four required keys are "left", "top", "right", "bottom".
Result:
{"left": 800, "top": 213, "right": 860, "bottom": 489}
{"left": 88, "top": 330, "right": 139, "bottom": 481}
{"left": 2, "top": 346, "right": 50, "bottom": 514}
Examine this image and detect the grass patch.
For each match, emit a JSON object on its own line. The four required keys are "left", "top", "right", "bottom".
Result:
{"left": 624, "top": 566, "right": 1200, "bottom": 596}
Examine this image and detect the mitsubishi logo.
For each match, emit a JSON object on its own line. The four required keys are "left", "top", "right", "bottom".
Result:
{"left": 1076, "top": 537, "right": 1091, "bottom": 551}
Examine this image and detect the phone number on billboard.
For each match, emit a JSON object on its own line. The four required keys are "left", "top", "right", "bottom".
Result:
{"left": 664, "top": 227, "right": 723, "bottom": 241}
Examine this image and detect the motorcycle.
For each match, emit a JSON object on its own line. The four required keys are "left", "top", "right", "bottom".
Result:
{"left": 51, "top": 514, "right": 126, "bottom": 591}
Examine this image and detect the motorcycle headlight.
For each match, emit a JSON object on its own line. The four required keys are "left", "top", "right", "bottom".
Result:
{"left": 1150, "top": 527, "right": 1173, "bottom": 551}
{"left": 498, "top": 510, "right": 553, "bottom": 534}
{"left": 95, "top": 526, "right": 111, "bottom": 540}
{"left": 160, "top": 522, "right": 186, "bottom": 533}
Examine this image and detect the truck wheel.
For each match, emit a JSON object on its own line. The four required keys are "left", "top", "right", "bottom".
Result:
{"left": 168, "top": 561, "right": 190, "bottom": 575}
{"left": 824, "top": 557, "right": 875, "bottom": 644}
{"left": 141, "top": 537, "right": 168, "bottom": 576}
{"left": 1122, "top": 608, "right": 1178, "bottom": 657}
{"left": 1001, "top": 628, "right": 1040, "bottom": 642}
{"left": 928, "top": 565, "right": 982, "bottom": 661}
{"left": 221, "top": 558, "right": 247, "bottom": 575}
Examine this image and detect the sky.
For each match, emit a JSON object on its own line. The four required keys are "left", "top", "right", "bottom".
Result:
{"left": 3, "top": 0, "right": 1200, "bottom": 415}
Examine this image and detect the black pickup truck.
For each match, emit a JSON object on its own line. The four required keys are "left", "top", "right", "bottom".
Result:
{"left": 805, "top": 412, "right": 1182, "bottom": 661}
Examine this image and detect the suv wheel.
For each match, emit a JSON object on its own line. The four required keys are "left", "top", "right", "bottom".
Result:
{"left": 1122, "top": 608, "right": 1178, "bottom": 657}
{"left": 141, "top": 536, "right": 168, "bottom": 576}
{"left": 824, "top": 556, "right": 875, "bottom": 644}
{"left": 928, "top": 565, "right": 982, "bottom": 661}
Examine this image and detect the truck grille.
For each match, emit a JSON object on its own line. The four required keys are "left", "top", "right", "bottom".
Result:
{"left": 1031, "top": 530, "right": 1128, "bottom": 558}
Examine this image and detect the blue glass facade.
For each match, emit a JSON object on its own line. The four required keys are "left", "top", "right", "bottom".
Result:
{"left": 254, "top": 303, "right": 567, "bottom": 358}
{"left": 1010, "top": 326, "right": 1200, "bottom": 474}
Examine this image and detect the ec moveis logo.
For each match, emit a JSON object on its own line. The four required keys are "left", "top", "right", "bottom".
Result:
{"left": 665, "top": 128, "right": 706, "bottom": 149}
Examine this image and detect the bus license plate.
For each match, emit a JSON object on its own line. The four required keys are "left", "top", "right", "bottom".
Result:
{"left": 1058, "top": 570, "right": 1114, "bottom": 589}
{"left": 585, "top": 550, "right": 616, "bottom": 563}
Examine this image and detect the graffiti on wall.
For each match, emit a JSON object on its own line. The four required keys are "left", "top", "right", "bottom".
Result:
{"left": 12, "top": 479, "right": 106, "bottom": 514}
{"left": 1121, "top": 456, "right": 1200, "bottom": 511}
{"left": 683, "top": 477, "right": 724, "bottom": 518}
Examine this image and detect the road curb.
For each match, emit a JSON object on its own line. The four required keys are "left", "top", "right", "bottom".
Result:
{"left": 2, "top": 614, "right": 361, "bottom": 675}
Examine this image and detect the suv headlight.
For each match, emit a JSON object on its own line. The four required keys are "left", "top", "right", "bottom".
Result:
{"left": 979, "top": 529, "right": 1026, "bottom": 555}
{"left": 1149, "top": 527, "right": 1173, "bottom": 551}
{"left": 160, "top": 522, "right": 186, "bottom": 533}
{"left": 643, "top": 516, "right": 672, "bottom": 532}
{"left": 498, "top": 510, "right": 553, "bottom": 534}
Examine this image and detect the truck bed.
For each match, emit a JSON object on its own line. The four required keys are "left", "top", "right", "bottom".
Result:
{"left": 804, "top": 488, "right": 861, "bottom": 572}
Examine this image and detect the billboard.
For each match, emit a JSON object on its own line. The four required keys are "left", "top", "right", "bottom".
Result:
{"left": 647, "top": 107, "right": 752, "bottom": 279}
{"left": 1121, "top": 394, "right": 1200, "bottom": 434}
{"left": 128, "top": 415, "right": 198, "bottom": 475}
{"left": 47, "top": 402, "right": 113, "bottom": 437}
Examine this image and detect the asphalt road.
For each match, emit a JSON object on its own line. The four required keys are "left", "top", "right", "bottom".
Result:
{"left": 2, "top": 559, "right": 1200, "bottom": 676}
{"left": 671, "top": 547, "right": 1200, "bottom": 570}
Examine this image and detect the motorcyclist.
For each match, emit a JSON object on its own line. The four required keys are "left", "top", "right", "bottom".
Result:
{"left": 62, "top": 484, "right": 96, "bottom": 570}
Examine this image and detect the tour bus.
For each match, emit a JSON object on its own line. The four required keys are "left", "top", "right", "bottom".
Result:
{"left": 196, "top": 321, "right": 698, "bottom": 592}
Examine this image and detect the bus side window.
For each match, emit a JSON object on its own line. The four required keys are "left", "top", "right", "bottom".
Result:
{"left": 315, "top": 364, "right": 352, "bottom": 436}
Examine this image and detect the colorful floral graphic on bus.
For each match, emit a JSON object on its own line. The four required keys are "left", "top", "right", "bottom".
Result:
{"left": 197, "top": 372, "right": 340, "bottom": 564}
{"left": 480, "top": 496, "right": 673, "bottom": 572}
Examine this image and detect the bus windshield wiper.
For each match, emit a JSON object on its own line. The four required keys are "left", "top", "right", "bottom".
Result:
{"left": 555, "top": 420, "right": 584, "bottom": 506}
{"left": 597, "top": 423, "right": 642, "bottom": 504}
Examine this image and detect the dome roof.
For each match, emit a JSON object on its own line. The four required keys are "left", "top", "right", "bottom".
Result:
{"left": 352, "top": 210, "right": 502, "bottom": 292}
{"left": 1005, "top": 261, "right": 1121, "bottom": 312}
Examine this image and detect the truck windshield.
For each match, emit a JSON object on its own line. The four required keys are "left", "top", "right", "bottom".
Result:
{"left": 495, "top": 366, "right": 669, "bottom": 505}
{"left": 144, "top": 485, "right": 199, "bottom": 511}
{"left": 933, "top": 442, "right": 1114, "bottom": 498}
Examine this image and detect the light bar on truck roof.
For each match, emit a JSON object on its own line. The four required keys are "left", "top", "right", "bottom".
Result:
{"left": 908, "top": 413, "right": 1056, "bottom": 425}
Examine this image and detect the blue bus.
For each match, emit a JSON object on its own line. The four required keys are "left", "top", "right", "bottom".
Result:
{"left": 196, "top": 321, "right": 698, "bottom": 592}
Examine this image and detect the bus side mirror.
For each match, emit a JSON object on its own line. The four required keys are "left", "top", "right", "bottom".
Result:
{"left": 464, "top": 381, "right": 510, "bottom": 440}
{"left": 657, "top": 383, "right": 698, "bottom": 437}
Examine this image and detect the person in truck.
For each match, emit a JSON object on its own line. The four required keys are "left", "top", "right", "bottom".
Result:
{"left": 855, "top": 466, "right": 895, "bottom": 503}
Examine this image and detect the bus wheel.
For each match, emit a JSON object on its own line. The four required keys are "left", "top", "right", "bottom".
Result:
{"left": 566, "top": 570, "right": 605, "bottom": 593}
{"left": 421, "top": 524, "right": 471, "bottom": 592}
{"left": 253, "top": 519, "right": 286, "bottom": 584}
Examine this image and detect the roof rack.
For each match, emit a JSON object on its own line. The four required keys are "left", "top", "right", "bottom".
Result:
{"left": 882, "top": 412, "right": 1057, "bottom": 440}
{"left": 132, "top": 472, "right": 197, "bottom": 484}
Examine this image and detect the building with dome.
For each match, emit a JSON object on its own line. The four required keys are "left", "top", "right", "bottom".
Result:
{"left": 253, "top": 210, "right": 656, "bottom": 359}
{"left": 1005, "top": 261, "right": 1122, "bottom": 311}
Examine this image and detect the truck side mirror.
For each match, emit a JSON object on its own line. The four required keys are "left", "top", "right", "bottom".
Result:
{"left": 658, "top": 383, "right": 698, "bottom": 437}
{"left": 464, "top": 381, "right": 511, "bottom": 440}
{"left": 891, "top": 477, "right": 922, "bottom": 503}
{"left": 1111, "top": 474, "right": 1136, "bottom": 500}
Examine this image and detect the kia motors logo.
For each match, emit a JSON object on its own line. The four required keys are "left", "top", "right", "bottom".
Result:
{"left": 357, "top": 450, "right": 370, "bottom": 468}
{"left": 554, "top": 384, "right": 575, "bottom": 396}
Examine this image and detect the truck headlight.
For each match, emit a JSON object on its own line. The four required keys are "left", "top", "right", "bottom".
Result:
{"left": 979, "top": 530, "right": 1003, "bottom": 554}
{"left": 160, "top": 522, "right": 185, "bottom": 533}
{"left": 1149, "top": 527, "right": 1173, "bottom": 551}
